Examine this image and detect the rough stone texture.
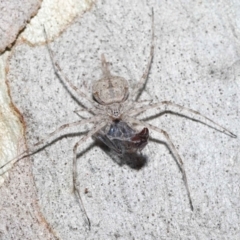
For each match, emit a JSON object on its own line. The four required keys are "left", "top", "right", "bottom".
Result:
{"left": 0, "top": 156, "right": 58, "bottom": 239}
{"left": 21, "top": 0, "right": 95, "bottom": 45}
{"left": 0, "top": 0, "right": 41, "bottom": 53}
{"left": 0, "top": 52, "right": 24, "bottom": 186}
{"left": 2, "top": 0, "right": 240, "bottom": 239}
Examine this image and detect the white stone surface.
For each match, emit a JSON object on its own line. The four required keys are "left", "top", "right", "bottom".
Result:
{"left": 21, "top": 0, "right": 95, "bottom": 44}
{"left": 2, "top": 0, "right": 240, "bottom": 239}
{"left": 0, "top": 52, "right": 23, "bottom": 185}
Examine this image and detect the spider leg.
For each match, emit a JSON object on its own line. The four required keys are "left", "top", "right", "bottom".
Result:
{"left": 123, "top": 99, "right": 153, "bottom": 113}
{"left": 135, "top": 99, "right": 153, "bottom": 104}
{"left": 131, "top": 8, "right": 154, "bottom": 101}
{"left": 127, "top": 101, "right": 236, "bottom": 138}
{"left": 74, "top": 109, "right": 88, "bottom": 119}
{"left": 43, "top": 27, "right": 102, "bottom": 110}
{"left": 34, "top": 116, "right": 102, "bottom": 148}
{"left": 0, "top": 148, "right": 28, "bottom": 176}
{"left": 72, "top": 121, "right": 107, "bottom": 229}
{"left": 124, "top": 117, "right": 194, "bottom": 210}
{"left": 0, "top": 116, "right": 102, "bottom": 175}
{"left": 73, "top": 106, "right": 101, "bottom": 118}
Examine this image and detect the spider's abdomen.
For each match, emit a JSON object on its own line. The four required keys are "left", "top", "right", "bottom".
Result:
{"left": 92, "top": 76, "right": 129, "bottom": 105}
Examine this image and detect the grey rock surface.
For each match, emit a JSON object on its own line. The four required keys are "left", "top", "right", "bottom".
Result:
{"left": 2, "top": 0, "right": 240, "bottom": 239}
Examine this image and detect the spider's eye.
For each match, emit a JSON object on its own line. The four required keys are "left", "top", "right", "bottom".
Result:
{"left": 106, "top": 104, "right": 122, "bottom": 119}
{"left": 113, "top": 110, "right": 118, "bottom": 116}
{"left": 111, "top": 108, "right": 120, "bottom": 118}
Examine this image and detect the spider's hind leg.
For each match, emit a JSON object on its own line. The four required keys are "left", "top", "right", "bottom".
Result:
{"left": 125, "top": 117, "right": 194, "bottom": 210}
{"left": 72, "top": 120, "right": 107, "bottom": 229}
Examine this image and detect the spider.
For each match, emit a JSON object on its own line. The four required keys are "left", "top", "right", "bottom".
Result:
{"left": 1, "top": 10, "right": 236, "bottom": 229}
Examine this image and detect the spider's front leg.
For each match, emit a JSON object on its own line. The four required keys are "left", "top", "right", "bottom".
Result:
{"left": 43, "top": 27, "right": 102, "bottom": 110}
{"left": 131, "top": 9, "right": 154, "bottom": 101}
{"left": 124, "top": 117, "right": 194, "bottom": 210}
{"left": 128, "top": 101, "right": 237, "bottom": 138}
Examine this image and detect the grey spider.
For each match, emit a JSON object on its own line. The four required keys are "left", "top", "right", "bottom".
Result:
{"left": 1, "top": 10, "right": 236, "bottom": 229}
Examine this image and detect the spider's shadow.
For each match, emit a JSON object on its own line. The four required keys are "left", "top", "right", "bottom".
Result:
{"left": 76, "top": 139, "right": 148, "bottom": 170}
